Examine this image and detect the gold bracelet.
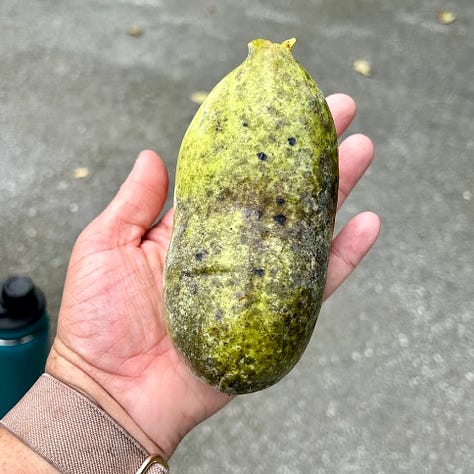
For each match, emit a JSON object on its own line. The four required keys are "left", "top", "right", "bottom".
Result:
{"left": 137, "top": 455, "right": 169, "bottom": 473}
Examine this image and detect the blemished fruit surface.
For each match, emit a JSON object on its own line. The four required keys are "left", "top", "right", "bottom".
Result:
{"left": 164, "top": 38, "right": 338, "bottom": 394}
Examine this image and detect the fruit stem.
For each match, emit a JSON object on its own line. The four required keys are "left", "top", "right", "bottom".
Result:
{"left": 247, "top": 38, "right": 296, "bottom": 56}
{"left": 281, "top": 38, "right": 296, "bottom": 51}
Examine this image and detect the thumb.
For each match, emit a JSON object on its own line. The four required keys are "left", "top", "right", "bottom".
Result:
{"left": 92, "top": 150, "right": 169, "bottom": 247}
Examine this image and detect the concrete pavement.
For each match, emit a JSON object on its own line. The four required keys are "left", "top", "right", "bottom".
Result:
{"left": 1, "top": 1, "right": 472, "bottom": 472}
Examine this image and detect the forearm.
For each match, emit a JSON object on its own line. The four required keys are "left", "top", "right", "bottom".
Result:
{"left": 0, "top": 426, "right": 58, "bottom": 474}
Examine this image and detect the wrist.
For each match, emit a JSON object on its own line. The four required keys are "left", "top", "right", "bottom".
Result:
{"left": 1, "top": 373, "right": 169, "bottom": 473}
{"left": 46, "top": 345, "right": 169, "bottom": 460}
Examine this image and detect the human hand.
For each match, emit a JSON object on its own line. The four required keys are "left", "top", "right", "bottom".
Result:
{"left": 46, "top": 93, "right": 380, "bottom": 460}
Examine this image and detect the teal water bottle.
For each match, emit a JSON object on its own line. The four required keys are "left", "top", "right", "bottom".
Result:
{"left": 0, "top": 276, "right": 49, "bottom": 417}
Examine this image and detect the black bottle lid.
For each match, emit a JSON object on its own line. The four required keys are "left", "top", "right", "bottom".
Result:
{"left": 0, "top": 276, "right": 46, "bottom": 331}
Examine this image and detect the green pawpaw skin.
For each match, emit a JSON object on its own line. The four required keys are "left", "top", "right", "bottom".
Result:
{"left": 164, "top": 38, "right": 338, "bottom": 394}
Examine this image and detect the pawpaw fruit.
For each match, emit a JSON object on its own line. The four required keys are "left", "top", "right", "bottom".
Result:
{"left": 164, "top": 38, "right": 338, "bottom": 394}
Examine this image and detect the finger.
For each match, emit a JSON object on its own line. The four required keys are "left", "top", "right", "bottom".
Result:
{"left": 337, "top": 133, "right": 374, "bottom": 211}
{"left": 98, "top": 150, "right": 169, "bottom": 246}
{"left": 326, "top": 94, "right": 357, "bottom": 137}
{"left": 323, "top": 211, "right": 381, "bottom": 300}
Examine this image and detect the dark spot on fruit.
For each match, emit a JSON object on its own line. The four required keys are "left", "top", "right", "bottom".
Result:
{"left": 195, "top": 251, "right": 206, "bottom": 261}
{"left": 257, "top": 152, "right": 268, "bottom": 161}
{"left": 273, "top": 214, "right": 287, "bottom": 225}
{"left": 215, "top": 310, "right": 222, "bottom": 321}
{"left": 253, "top": 268, "right": 265, "bottom": 277}
{"left": 276, "top": 197, "right": 285, "bottom": 205}
{"left": 288, "top": 137, "right": 296, "bottom": 146}
{"left": 242, "top": 121, "right": 249, "bottom": 127}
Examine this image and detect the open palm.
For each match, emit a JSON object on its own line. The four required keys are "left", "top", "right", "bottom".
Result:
{"left": 47, "top": 94, "right": 380, "bottom": 459}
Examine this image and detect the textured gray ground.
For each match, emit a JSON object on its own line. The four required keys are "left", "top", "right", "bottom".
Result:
{"left": 1, "top": 1, "right": 473, "bottom": 472}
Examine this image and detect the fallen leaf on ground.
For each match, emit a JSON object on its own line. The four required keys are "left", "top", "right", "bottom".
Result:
{"left": 352, "top": 59, "right": 372, "bottom": 77}
{"left": 73, "top": 167, "right": 90, "bottom": 179}
{"left": 204, "top": 3, "right": 216, "bottom": 14}
{"left": 437, "top": 10, "right": 456, "bottom": 25}
{"left": 190, "top": 91, "right": 209, "bottom": 104}
{"left": 127, "top": 25, "right": 144, "bottom": 37}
